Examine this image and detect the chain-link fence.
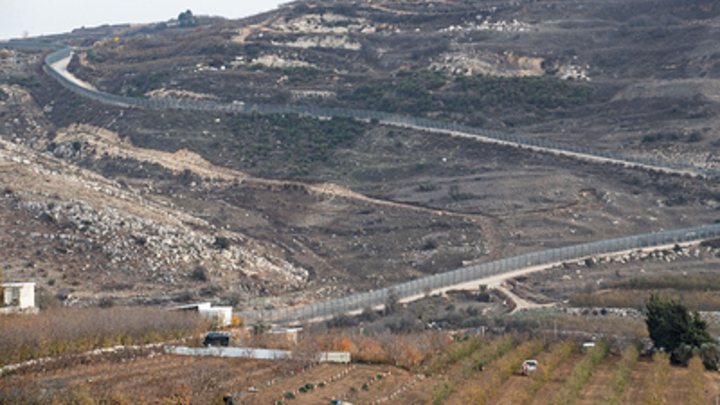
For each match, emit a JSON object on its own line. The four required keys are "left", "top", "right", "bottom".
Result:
{"left": 4, "top": 42, "right": 720, "bottom": 323}
{"left": 1, "top": 41, "right": 715, "bottom": 177}
{"left": 240, "top": 224, "right": 720, "bottom": 324}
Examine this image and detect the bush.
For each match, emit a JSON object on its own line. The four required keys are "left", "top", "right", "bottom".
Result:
{"left": 213, "top": 237, "right": 230, "bottom": 250}
{"left": 0, "top": 307, "right": 206, "bottom": 365}
{"left": 285, "top": 392, "right": 295, "bottom": 399}
{"left": 191, "top": 265, "right": 208, "bottom": 282}
{"left": 98, "top": 296, "right": 115, "bottom": 308}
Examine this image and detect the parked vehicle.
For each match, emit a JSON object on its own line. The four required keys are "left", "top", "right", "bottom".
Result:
{"left": 203, "top": 332, "right": 230, "bottom": 347}
{"left": 522, "top": 360, "right": 538, "bottom": 376}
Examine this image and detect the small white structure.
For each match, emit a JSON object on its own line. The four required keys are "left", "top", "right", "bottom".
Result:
{"left": 1, "top": 282, "right": 36, "bottom": 314}
{"left": 169, "top": 302, "right": 233, "bottom": 327}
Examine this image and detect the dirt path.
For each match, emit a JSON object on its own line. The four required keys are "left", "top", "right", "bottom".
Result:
{"left": 664, "top": 364, "right": 690, "bottom": 404}
{"left": 705, "top": 372, "right": 720, "bottom": 405}
{"left": 486, "top": 373, "right": 527, "bottom": 405}
{"left": 530, "top": 353, "right": 584, "bottom": 405}
{"left": 575, "top": 355, "right": 620, "bottom": 405}
{"left": 619, "top": 357, "right": 652, "bottom": 404}
{"left": 494, "top": 285, "right": 557, "bottom": 313}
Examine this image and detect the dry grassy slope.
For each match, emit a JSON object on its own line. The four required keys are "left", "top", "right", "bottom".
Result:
{"left": 0, "top": 76, "right": 503, "bottom": 307}
{"left": 0, "top": 134, "right": 314, "bottom": 306}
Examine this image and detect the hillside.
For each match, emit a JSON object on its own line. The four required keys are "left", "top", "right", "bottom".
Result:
{"left": 2, "top": 0, "right": 720, "bottom": 312}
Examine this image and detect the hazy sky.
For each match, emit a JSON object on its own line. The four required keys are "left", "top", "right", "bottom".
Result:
{"left": 0, "top": 0, "right": 292, "bottom": 40}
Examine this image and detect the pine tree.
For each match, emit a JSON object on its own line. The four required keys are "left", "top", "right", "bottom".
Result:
{"left": 645, "top": 293, "right": 715, "bottom": 365}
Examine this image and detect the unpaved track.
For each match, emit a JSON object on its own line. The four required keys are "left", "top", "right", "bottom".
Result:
{"left": 664, "top": 365, "right": 690, "bottom": 404}
{"left": 530, "top": 353, "right": 584, "bottom": 405}
{"left": 619, "top": 358, "right": 652, "bottom": 404}
{"left": 575, "top": 355, "right": 620, "bottom": 405}
{"left": 486, "top": 373, "right": 527, "bottom": 405}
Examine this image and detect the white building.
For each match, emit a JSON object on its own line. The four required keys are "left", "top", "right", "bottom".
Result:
{"left": 1, "top": 282, "right": 36, "bottom": 314}
{"left": 169, "top": 302, "right": 233, "bottom": 327}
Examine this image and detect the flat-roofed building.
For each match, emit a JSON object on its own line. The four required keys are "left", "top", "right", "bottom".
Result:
{"left": 1, "top": 282, "right": 36, "bottom": 314}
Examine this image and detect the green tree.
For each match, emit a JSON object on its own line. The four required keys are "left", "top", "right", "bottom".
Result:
{"left": 178, "top": 9, "right": 196, "bottom": 27}
{"left": 645, "top": 293, "right": 716, "bottom": 364}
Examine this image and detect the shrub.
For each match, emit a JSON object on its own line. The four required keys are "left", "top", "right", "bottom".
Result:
{"left": 213, "top": 237, "right": 231, "bottom": 250}
{"left": 98, "top": 296, "right": 115, "bottom": 308}
{"left": 418, "top": 183, "right": 438, "bottom": 192}
{"left": 285, "top": 392, "right": 295, "bottom": 399}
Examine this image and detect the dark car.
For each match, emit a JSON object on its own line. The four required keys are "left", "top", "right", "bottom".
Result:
{"left": 203, "top": 332, "right": 230, "bottom": 347}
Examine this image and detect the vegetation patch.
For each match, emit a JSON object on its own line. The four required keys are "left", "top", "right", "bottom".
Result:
{"left": 643, "top": 352, "right": 671, "bottom": 405}
{"left": 686, "top": 356, "right": 705, "bottom": 405}
{"left": 0, "top": 307, "right": 206, "bottom": 366}
{"left": 467, "top": 339, "right": 544, "bottom": 405}
{"left": 597, "top": 344, "right": 640, "bottom": 405}
{"left": 569, "top": 289, "right": 720, "bottom": 312}
{"left": 506, "top": 340, "right": 576, "bottom": 405}
{"left": 612, "top": 274, "right": 720, "bottom": 291}
{"left": 549, "top": 339, "right": 609, "bottom": 405}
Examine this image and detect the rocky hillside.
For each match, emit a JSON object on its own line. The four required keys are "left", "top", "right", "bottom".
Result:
{"left": 2, "top": 0, "right": 720, "bottom": 310}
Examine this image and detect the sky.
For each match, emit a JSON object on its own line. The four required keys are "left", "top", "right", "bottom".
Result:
{"left": 0, "top": 0, "right": 292, "bottom": 40}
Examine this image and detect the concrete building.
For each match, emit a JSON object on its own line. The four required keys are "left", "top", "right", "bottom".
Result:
{"left": 1, "top": 282, "right": 36, "bottom": 314}
{"left": 169, "top": 302, "right": 233, "bottom": 327}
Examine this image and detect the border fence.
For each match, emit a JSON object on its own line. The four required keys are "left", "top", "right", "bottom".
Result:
{"left": 4, "top": 42, "right": 720, "bottom": 323}
{"left": 3, "top": 40, "right": 720, "bottom": 179}
{"left": 239, "top": 224, "right": 720, "bottom": 324}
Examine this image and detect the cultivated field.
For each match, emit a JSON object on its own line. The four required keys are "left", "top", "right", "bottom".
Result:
{"left": 5, "top": 333, "right": 720, "bottom": 405}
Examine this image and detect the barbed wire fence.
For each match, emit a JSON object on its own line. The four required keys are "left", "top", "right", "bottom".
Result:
{"left": 4, "top": 42, "right": 720, "bottom": 324}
